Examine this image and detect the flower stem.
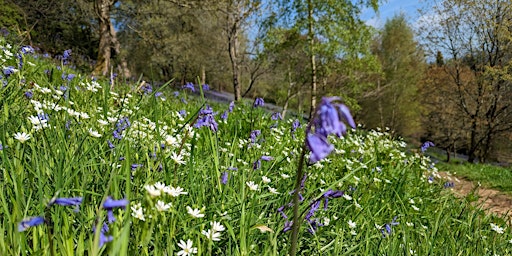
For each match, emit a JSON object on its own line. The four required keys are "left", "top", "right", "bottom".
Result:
{"left": 289, "top": 141, "right": 307, "bottom": 256}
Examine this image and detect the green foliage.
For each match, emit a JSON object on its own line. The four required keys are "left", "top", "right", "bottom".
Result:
{"left": 1, "top": 37, "right": 512, "bottom": 255}
{"left": 359, "top": 14, "right": 425, "bottom": 139}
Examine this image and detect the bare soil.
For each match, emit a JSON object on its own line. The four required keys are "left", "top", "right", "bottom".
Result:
{"left": 440, "top": 172, "right": 512, "bottom": 223}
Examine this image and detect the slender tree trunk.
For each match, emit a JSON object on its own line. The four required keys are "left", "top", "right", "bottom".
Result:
{"left": 307, "top": 0, "right": 317, "bottom": 118}
{"left": 228, "top": 12, "right": 241, "bottom": 101}
{"left": 282, "top": 68, "right": 294, "bottom": 118}
{"left": 201, "top": 65, "right": 206, "bottom": 86}
{"left": 110, "top": 21, "right": 131, "bottom": 78}
{"left": 377, "top": 79, "right": 384, "bottom": 128}
{"left": 93, "top": 0, "right": 112, "bottom": 76}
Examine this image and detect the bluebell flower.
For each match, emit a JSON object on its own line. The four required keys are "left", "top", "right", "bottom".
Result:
{"left": 381, "top": 216, "right": 399, "bottom": 237}
{"left": 178, "top": 109, "right": 187, "bottom": 118}
{"left": 131, "top": 164, "right": 143, "bottom": 171}
{"left": 21, "top": 46, "right": 35, "bottom": 54}
{"left": 252, "top": 159, "right": 261, "bottom": 170}
{"left": 0, "top": 143, "right": 3, "bottom": 150}
{"left": 62, "top": 49, "right": 72, "bottom": 60}
{"left": 305, "top": 200, "right": 321, "bottom": 220}
{"left": 142, "top": 84, "right": 153, "bottom": 94}
{"left": 113, "top": 130, "right": 122, "bottom": 140}
{"left": 421, "top": 141, "right": 435, "bottom": 153}
{"left": 221, "top": 110, "right": 228, "bottom": 120}
{"left": 227, "top": 166, "right": 238, "bottom": 171}
{"left": 444, "top": 181, "right": 454, "bottom": 188}
{"left": 278, "top": 205, "right": 288, "bottom": 219}
{"left": 322, "top": 189, "right": 344, "bottom": 210}
{"left": 249, "top": 130, "right": 261, "bottom": 143}
{"left": 155, "top": 92, "right": 163, "bottom": 98}
{"left": 173, "top": 91, "right": 180, "bottom": 97}
{"left": 253, "top": 98, "right": 264, "bottom": 108}
{"left": 261, "top": 155, "right": 273, "bottom": 161}
{"left": 306, "top": 218, "right": 324, "bottom": 234}
{"left": 3, "top": 66, "right": 16, "bottom": 76}
{"left": 103, "top": 197, "right": 129, "bottom": 223}
{"left": 59, "top": 85, "right": 68, "bottom": 91}
{"left": 194, "top": 105, "right": 218, "bottom": 132}
{"left": 107, "top": 140, "right": 115, "bottom": 149}
{"left": 221, "top": 172, "right": 229, "bottom": 184}
{"left": 283, "top": 221, "right": 293, "bottom": 232}
{"left": 24, "top": 90, "right": 33, "bottom": 99}
{"left": 229, "top": 101, "right": 235, "bottom": 112}
{"left": 182, "top": 82, "right": 195, "bottom": 92}
{"left": 49, "top": 197, "right": 83, "bottom": 212}
{"left": 202, "top": 84, "right": 210, "bottom": 91}
{"left": 271, "top": 112, "right": 282, "bottom": 120}
{"left": 49, "top": 197, "right": 83, "bottom": 206}
{"left": 18, "top": 216, "right": 45, "bottom": 232}
{"left": 306, "top": 97, "right": 355, "bottom": 163}
{"left": 93, "top": 222, "right": 113, "bottom": 247}
{"left": 306, "top": 133, "right": 334, "bottom": 163}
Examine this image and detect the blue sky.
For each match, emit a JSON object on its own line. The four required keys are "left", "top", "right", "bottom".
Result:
{"left": 361, "top": 0, "right": 428, "bottom": 29}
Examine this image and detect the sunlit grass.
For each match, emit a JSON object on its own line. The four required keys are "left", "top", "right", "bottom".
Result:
{"left": 1, "top": 37, "right": 512, "bottom": 255}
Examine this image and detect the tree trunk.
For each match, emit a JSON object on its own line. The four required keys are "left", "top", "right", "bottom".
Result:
{"left": 110, "top": 20, "right": 131, "bottom": 78}
{"left": 228, "top": 13, "right": 241, "bottom": 101}
{"left": 307, "top": 0, "right": 317, "bottom": 119}
{"left": 93, "top": 0, "right": 112, "bottom": 76}
{"left": 282, "top": 68, "right": 294, "bottom": 118}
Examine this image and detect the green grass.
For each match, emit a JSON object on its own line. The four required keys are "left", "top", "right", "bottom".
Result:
{"left": 436, "top": 162, "right": 512, "bottom": 194}
{"left": 1, "top": 37, "right": 512, "bottom": 255}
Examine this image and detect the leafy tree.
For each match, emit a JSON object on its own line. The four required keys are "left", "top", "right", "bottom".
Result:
{"left": 273, "top": 0, "right": 379, "bottom": 117}
{"left": 10, "top": 0, "right": 98, "bottom": 70}
{"left": 359, "top": 14, "right": 425, "bottom": 139}
{"left": 419, "top": 0, "right": 512, "bottom": 163}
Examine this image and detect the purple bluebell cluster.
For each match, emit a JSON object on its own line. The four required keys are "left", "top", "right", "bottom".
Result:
{"left": 142, "top": 83, "right": 153, "bottom": 94}
{"left": 271, "top": 112, "right": 282, "bottom": 120}
{"left": 62, "top": 72, "right": 76, "bottom": 81}
{"left": 182, "top": 82, "right": 195, "bottom": 92}
{"left": 421, "top": 141, "right": 435, "bottom": 153}
{"left": 306, "top": 97, "right": 355, "bottom": 163}
{"left": 221, "top": 172, "right": 229, "bottom": 184}
{"left": 253, "top": 98, "right": 264, "bottom": 108}
{"left": 194, "top": 105, "right": 218, "bottom": 132}
{"left": 20, "top": 46, "right": 35, "bottom": 55}
{"left": 249, "top": 130, "right": 261, "bottom": 144}
{"left": 24, "top": 90, "right": 33, "bottom": 99}
{"left": 444, "top": 181, "right": 454, "bottom": 188}
{"left": 380, "top": 216, "right": 399, "bottom": 237}
{"left": 3, "top": 66, "right": 16, "bottom": 77}
{"left": 202, "top": 84, "right": 210, "bottom": 91}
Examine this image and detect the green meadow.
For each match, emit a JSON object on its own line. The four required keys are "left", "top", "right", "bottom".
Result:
{"left": 1, "top": 38, "right": 512, "bottom": 255}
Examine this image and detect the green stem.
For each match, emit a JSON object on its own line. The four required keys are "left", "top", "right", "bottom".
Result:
{"left": 289, "top": 142, "right": 307, "bottom": 256}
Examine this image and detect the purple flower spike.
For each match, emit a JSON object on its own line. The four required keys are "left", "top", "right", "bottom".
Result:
{"left": 228, "top": 101, "right": 235, "bottom": 112}
{"left": 271, "top": 112, "right": 282, "bottom": 120}
{"left": 283, "top": 221, "right": 293, "bottom": 232}
{"left": 421, "top": 141, "right": 435, "bottom": 153}
{"left": 261, "top": 156, "right": 273, "bottom": 161}
{"left": 182, "top": 82, "right": 195, "bottom": 92}
{"left": 50, "top": 197, "right": 83, "bottom": 206}
{"left": 253, "top": 98, "right": 264, "bottom": 108}
{"left": 18, "top": 216, "right": 45, "bottom": 232}
{"left": 221, "top": 172, "right": 229, "bottom": 185}
{"left": 306, "top": 134, "right": 334, "bottom": 163}
{"left": 103, "top": 197, "right": 129, "bottom": 210}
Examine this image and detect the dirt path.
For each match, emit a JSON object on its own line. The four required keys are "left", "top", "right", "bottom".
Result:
{"left": 440, "top": 172, "right": 512, "bottom": 223}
